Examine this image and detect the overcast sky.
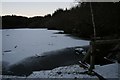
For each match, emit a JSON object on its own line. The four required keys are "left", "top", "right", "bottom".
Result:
{"left": 1, "top": 0, "right": 118, "bottom": 17}
{"left": 1, "top": 0, "right": 78, "bottom": 17}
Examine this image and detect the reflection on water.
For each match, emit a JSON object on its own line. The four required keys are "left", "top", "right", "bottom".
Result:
{"left": 2, "top": 29, "right": 89, "bottom": 65}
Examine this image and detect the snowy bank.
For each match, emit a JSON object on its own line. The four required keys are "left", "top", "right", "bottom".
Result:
{"left": 2, "top": 62, "right": 119, "bottom": 79}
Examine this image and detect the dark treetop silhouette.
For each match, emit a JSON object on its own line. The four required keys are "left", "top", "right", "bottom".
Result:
{"left": 2, "top": 2, "right": 120, "bottom": 39}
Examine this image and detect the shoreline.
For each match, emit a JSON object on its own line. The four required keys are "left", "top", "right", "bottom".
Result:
{"left": 2, "top": 63, "right": 119, "bottom": 79}
{"left": 3, "top": 47, "right": 84, "bottom": 76}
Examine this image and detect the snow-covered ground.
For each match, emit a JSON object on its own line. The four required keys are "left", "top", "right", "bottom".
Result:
{"left": 28, "top": 65, "right": 96, "bottom": 78}
{"left": 2, "top": 62, "right": 119, "bottom": 79}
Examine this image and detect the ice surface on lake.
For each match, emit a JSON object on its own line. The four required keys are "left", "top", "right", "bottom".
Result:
{"left": 2, "top": 29, "right": 89, "bottom": 65}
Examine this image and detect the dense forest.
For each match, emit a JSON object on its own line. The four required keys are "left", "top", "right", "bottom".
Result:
{"left": 2, "top": 2, "right": 120, "bottom": 39}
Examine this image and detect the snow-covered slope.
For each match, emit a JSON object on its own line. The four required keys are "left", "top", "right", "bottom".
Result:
{"left": 2, "top": 63, "right": 119, "bottom": 79}
{"left": 28, "top": 62, "right": 119, "bottom": 79}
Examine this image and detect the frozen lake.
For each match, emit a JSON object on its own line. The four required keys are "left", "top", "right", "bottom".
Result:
{"left": 1, "top": 29, "right": 119, "bottom": 79}
{"left": 2, "top": 29, "right": 89, "bottom": 65}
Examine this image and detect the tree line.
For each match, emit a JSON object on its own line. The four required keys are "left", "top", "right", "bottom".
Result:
{"left": 2, "top": 2, "right": 120, "bottom": 39}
